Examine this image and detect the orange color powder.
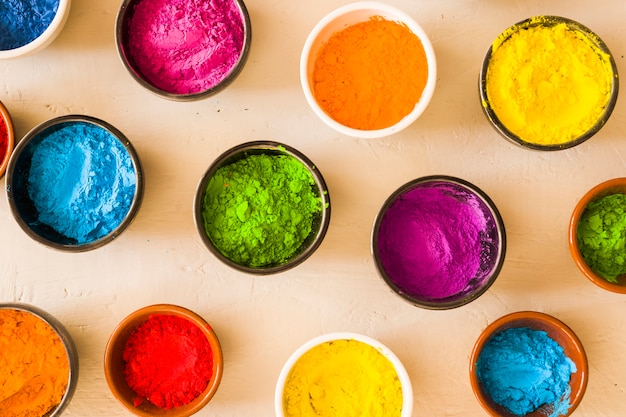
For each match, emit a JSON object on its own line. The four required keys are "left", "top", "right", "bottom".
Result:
{"left": 313, "top": 17, "right": 428, "bottom": 131}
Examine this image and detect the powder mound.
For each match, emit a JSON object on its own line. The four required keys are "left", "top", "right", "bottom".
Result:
{"left": 27, "top": 122, "right": 137, "bottom": 245}
{"left": 0, "top": 0, "right": 60, "bottom": 50}
{"left": 476, "top": 327, "right": 576, "bottom": 417}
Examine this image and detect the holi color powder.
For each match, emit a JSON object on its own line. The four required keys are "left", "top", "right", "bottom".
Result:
{"left": 124, "top": 0, "right": 246, "bottom": 95}
{"left": 0, "top": 0, "right": 60, "bottom": 50}
{"left": 375, "top": 179, "right": 502, "bottom": 302}
{"left": 0, "top": 116, "right": 7, "bottom": 164}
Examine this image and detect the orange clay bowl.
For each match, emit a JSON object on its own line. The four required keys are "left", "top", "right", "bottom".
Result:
{"left": 104, "top": 304, "right": 223, "bottom": 417}
{"left": 569, "top": 177, "right": 626, "bottom": 293}
{"left": 0, "top": 100, "right": 15, "bottom": 177}
{"left": 469, "top": 311, "right": 588, "bottom": 417}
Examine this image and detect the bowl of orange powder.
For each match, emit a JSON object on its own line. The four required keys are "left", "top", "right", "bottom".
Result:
{"left": 301, "top": 1, "right": 437, "bottom": 139}
{"left": 0, "top": 303, "right": 78, "bottom": 417}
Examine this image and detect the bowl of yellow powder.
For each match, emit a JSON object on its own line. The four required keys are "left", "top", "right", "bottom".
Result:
{"left": 0, "top": 303, "right": 78, "bottom": 417}
{"left": 194, "top": 141, "right": 331, "bottom": 274}
{"left": 480, "top": 16, "right": 618, "bottom": 151}
{"left": 300, "top": 2, "right": 437, "bottom": 139}
{"left": 569, "top": 177, "right": 626, "bottom": 293}
{"left": 275, "top": 332, "right": 413, "bottom": 417}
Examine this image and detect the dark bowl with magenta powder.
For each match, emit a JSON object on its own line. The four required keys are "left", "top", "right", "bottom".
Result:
{"left": 116, "top": 0, "right": 252, "bottom": 101}
{"left": 194, "top": 141, "right": 331, "bottom": 275}
{"left": 372, "top": 176, "right": 506, "bottom": 309}
{"left": 5, "top": 115, "right": 144, "bottom": 252}
{"left": 104, "top": 304, "right": 224, "bottom": 417}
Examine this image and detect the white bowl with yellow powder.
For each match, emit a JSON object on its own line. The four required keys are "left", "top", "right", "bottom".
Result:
{"left": 480, "top": 16, "right": 618, "bottom": 151}
{"left": 275, "top": 332, "right": 413, "bottom": 417}
{"left": 300, "top": 2, "right": 437, "bottom": 139}
{"left": 0, "top": 303, "right": 78, "bottom": 417}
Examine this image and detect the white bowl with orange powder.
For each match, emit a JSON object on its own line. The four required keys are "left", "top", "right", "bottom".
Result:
{"left": 300, "top": 1, "right": 437, "bottom": 139}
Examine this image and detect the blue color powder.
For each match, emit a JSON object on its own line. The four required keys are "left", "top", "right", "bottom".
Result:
{"left": 0, "top": 0, "right": 60, "bottom": 50}
{"left": 476, "top": 327, "right": 577, "bottom": 417}
{"left": 27, "top": 122, "right": 137, "bottom": 245}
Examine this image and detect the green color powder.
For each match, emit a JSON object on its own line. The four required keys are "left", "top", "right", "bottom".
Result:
{"left": 202, "top": 153, "right": 323, "bottom": 268}
{"left": 577, "top": 193, "right": 626, "bottom": 283}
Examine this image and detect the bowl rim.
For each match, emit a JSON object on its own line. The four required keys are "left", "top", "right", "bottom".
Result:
{"left": 371, "top": 175, "right": 507, "bottom": 310}
{"left": 274, "top": 332, "right": 413, "bottom": 417}
{"left": 469, "top": 311, "right": 588, "bottom": 417}
{"left": 568, "top": 177, "right": 626, "bottom": 293}
{"left": 193, "top": 140, "right": 331, "bottom": 275}
{"left": 5, "top": 114, "right": 145, "bottom": 252}
{"left": 0, "top": 0, "right": 72, "bottom": 59}
{"left": 300, "top": 0, "right": 437, "bottom": 139}
{"left": 115, "top": 0, "right": 252, "bottom": 101}
{"left": 0, "top": 302, "right": 79, "bottom": 417}
{"left": 0, "top": 99, "right": 15, "bottom": 177}
{"left": 479, "top": 15, "right": 619, "bottom": 151}
{"left": 103, "top": 303, "right": 224, "bottom": 417}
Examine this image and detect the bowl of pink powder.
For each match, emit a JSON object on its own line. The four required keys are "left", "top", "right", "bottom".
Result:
{"left": 372, "top": 175, "right": 506, "bottom": 309}
{"left": 116, "top": 0, "right": 251, "bottom": 100}
{"left": 0, "top": 99, "right": 15, "bottom": 178}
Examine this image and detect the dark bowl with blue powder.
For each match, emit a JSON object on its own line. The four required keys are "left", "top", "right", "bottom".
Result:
{"left": 0, "top": 0, "right": 72, "bottom": 59}
{"left": 469, "top": 311, "right": 588, "bottom": 417}
{"left": 5, "top": 115, "right": 144, "bottom": 252}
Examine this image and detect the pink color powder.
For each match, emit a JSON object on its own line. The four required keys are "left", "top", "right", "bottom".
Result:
{"left": 126, "top": 0, "right": 245, "bottom": 95}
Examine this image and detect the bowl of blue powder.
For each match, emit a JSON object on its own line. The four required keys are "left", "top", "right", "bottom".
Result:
{"left": 371, "top": 175, "right": 506, "bottom": 309}
{"left": 6, "top": 115, "right": 144, "bottom": 251}
{"left": 470, "top": 311, "right": 588, "bottom": 417}
{"left": 0, "top": 0, "right": 72, "bottom": 59}
{"left": 194, "top": 141, "right": 331, "bottom": 275}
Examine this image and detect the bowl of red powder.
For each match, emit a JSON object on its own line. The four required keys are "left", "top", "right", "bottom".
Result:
{"left": 569, "top": 177, "right": 626, "bottom": 293}
{"left": 104, "top": 304, "right": 223, "bottom": 417}
{"left": 372, "top": 175, "right": 506, "bottom": 309}
{"left": 0, "top": 302, "right": 79, "bottom": 417}
{"left": 116, "top": 0, "right": 251, "bottom": 100}
{"left": 193, "top": 141, "right": 331, "bottom": 275}
{"left": 0, "top": 100, "right": 15, "bottom": 178}
{"left": 300, "top": 1, "right": 437, "bottom": 138}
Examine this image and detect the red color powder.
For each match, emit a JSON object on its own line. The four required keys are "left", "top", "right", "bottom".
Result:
{"left": 0, "top": 116, "right": 7, "bottom": 163}
{"left": 122, "top": 314, "right": 214, "bottom": 409}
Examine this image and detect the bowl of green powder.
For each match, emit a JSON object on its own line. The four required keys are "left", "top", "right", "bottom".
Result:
{"left": 194, "top": 141, "right": 330, "bottom": 274}
{"left": 470, "top": 311, "right": 588, "bottom": 417}
{"left": 479, "top": 15, "right": 618, "bottom": 151}
{"left": 569, "top": 177, "right": 626, "bottom": 293}
{"left": 275, "top": 332, "right": 413, "bottom": 417}
{"left": 5, "top": 115, "right": 144, "bottom": 251}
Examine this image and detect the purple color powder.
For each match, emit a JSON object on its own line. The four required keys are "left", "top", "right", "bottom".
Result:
{"left": 126, "top": 0, "right": 245, "bottom": 95}
{"left": 376, "top": 181, "right": 499, "bottom": 300}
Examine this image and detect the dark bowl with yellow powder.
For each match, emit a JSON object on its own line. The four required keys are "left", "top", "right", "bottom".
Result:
{"left": 275, "top": 332, "right": 413, "bottom": 417}
{"left": 300, "top": 2, "right": 437, "bottom": 139}
{"left": 569, "top": 177, "right": 626, "bottom": 293}
{"left": 0, "top": 303, "right": 79, "bottom": 417}
{"left": 193, "top": 141, "right": 331, "bottom": 275}
{"left": 479, "top": 16, "right": 618, "bottom": 151}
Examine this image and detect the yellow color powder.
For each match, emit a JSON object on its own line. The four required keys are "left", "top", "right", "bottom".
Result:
{"left": 0, "top": 309, "right": 70, "bottom": 417}
{"left": 283, "top": 339, "right": 403, "bottom": 417}
{"left": 486, "top": 18, "right": 614, "bottom": 146}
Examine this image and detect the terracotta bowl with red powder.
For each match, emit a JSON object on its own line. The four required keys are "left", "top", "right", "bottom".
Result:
{"left": 0, "top": 100, "right": 15, "bottom": 178}
{"left": 104, "top": 304, "right": 224, "bottom": 417}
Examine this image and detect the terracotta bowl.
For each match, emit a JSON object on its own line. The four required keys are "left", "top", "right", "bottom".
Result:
{"left": 569, "top": 177, "right": 626, "bottom": 293}
{"left": 469, "top": 311, "right": 588, "bottom": 417}
{"left": 0, "top": 100, "right": 15, "bottom": 177}
{"left": 104, "top": 304, "right": 223, "bottom": 417}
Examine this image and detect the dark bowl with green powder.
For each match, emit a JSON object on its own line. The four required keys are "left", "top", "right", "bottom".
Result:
{"left": 194, "top": 141, "right": 331, "bottom": 274}
{"left": 5, "top": 115, "right": 144, "bottom": 252}
{"left": 569, "top": 177, "right": 626, "bottom": 293}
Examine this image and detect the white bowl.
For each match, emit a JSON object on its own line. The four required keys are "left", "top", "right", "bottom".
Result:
{"left": 0, "top": 0, "right": 72, "bottom": 59}
{"left": 275, "top": 332, "right": 413, "bottom": 417}
{"left": 300, "top": 1, "right": 437, "bottom": 138}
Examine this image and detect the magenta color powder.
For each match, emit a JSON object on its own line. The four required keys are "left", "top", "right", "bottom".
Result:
{"left": 376, "top": 182, "right": 499, "bottom": 300}
{"left": 126, "top": 0, "right": 245, "bottom": 95}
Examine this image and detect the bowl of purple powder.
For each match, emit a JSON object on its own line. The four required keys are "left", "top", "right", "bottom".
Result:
{"left": 115, "top": 0, "right": 252, "bottom": 101}
{"left": 0, "top": 0, "right": 72, "bottom": 59}
{"left": 372, "top": 175, "right": 506, "bottom": 309}
{"left": 5, "top": 115, "right": 144, "bottom": 252}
